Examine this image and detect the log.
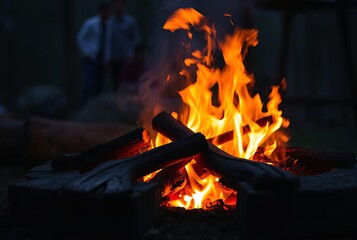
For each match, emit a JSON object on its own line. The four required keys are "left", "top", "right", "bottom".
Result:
{"left": 279, "top": 147, "right": 356, "bottom": 175}
{"left": 51, "top": 127, "right": 151, "bottom": 172}
{"left": 63, "top": 133, "right": 208, "bottom": 196}
{"left": 11, "top": 134, "right": 207, "bottom": 237}
{"left": 208, "top": 116, "right": 273, "bottom": 145}
{"left": 150, "top": 161, "right": 188, "bottom": 197}
{"left": 24, "top": 117, "right": 135, "bottom": 168}
{"left": 152, "top": 112, "right": 299, "bottom": 191}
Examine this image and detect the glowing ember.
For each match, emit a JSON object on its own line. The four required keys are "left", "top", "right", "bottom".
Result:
{"left": 143, "top": 8, "right": 289, "bottom": 210}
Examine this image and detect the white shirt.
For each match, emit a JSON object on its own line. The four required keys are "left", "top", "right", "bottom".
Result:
{"left": 77, "top": 15, "right": 107, "bottom": 60}
{"left": 105, "top": 14, "right": 141, "bottom": 62}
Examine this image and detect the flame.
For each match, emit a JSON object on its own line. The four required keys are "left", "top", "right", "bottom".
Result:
{"left": 143, "top": 8, "right": 289, "bottom": 210}
{"left": 166, "top": 160, "right": 233, "bottom": 209}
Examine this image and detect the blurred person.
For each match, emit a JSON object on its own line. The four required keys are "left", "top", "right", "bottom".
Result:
{"left": 77, "top": 3, "right": 110, "bottom": 105}
{"left": 106, "top": 0, "right": 141, "bottom": 91}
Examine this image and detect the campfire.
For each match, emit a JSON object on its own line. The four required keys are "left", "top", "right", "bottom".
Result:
{"left": 139, "top": 8, "right": 291, "bottom": 210}
{"left": 8, "top": 6, "right": 357, "bottom": 240}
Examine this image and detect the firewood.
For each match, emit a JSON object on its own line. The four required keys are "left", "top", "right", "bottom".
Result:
{"left": 150, "top": 159, "right": 210, "bottom": 197}
{"left": 51, "top": 127, "right": 151, "bottom": 172}
{"left": 208, "top": 116, "right": 273, "bottom": 145}
{"left": 285, "top": 147, "right": 355, "bottom": 168}
{"left": 150, "top": 161, "right": 188, "bottom": 197}
{"left": 278, "top": 147, "right": 356, "bottom": 175}
{"left": 152, "top": 112, "right": 299, "bottom": 190}
{"left": 62, "top": 133, "right": 208, "bottom": 196}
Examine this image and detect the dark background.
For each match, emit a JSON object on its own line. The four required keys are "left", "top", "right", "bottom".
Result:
{"left": 0, "top": 0, "right": 356, "bottom": 153}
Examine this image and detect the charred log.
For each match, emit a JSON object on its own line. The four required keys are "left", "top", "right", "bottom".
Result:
{"left": 151, "top": 161, "right": 188, "bottom": 197}
{"left": 51, "top": 127, "right": 151, "bottom": 172}
{"left": 152, "top": 112, "right": 299, "bottom": 191}
{"left": 62, "top": 133, "right": 208, "bottom": 196}
{"left": 280, "top": 147, "right": 356, "bottom": 175}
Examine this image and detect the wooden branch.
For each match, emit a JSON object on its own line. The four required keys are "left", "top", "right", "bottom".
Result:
{"left": 62, "top": 133, "right": 208, "bottom": 196}
{"left": 152, "top": 112, "right": 299, "bottom": 191}
{"left": 51, "top": 127, "right": 151, "bottom": 172}
{"left": 207, "top": 116, "right": 273, "bottom": 145}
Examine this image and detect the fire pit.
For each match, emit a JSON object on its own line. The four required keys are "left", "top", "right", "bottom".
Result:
{"left": 8, "top": 7, "right": 357, "bottom": 240}
{"left": 9, "top": 112, "right": 356, "bottom": 239}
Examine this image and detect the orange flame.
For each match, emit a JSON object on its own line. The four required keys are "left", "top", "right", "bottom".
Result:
{"left": 144, "top": 8, "right": 289, "bottom": 210}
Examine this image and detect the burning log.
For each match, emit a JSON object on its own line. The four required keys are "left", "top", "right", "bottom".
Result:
{"left": 51, "top": 127, "right": 151, "bottom": 172}
{"left": 150, "top": 158, "right": 212, "bottom": 200}
{"left": 207, "top": 116, "right": 273, "bottom": 145}
{"left": 151, "top": 161, "right": 188, "bottom": 197}
{"left": 62, "top": 133, "right": 207, "bottom": 196}
{"left": 152, "top": 112, "right": 299, "bottom": 190}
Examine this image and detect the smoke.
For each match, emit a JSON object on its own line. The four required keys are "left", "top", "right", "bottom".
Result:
{"left": 136, "top": 0, "right": 242, "bottom": 136}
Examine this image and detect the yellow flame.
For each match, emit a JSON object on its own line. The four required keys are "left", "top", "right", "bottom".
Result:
{"left": 167, "top": 160, "right": 234, "bottom": 209}
{"left": 163, "top": 8, "right": 205, "bottom": 33}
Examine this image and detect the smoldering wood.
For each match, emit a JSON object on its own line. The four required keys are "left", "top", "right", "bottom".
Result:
{"left": 24, "top": 117, "right": 135, "bottom": 168}
{"left": 51, "top": 127, "right": 151, "bottom": 172}
{"left": 62, "top": 133, "right": 208, "bottom": 196}
{"left": 152, "top": 112, "right": 299, "bottom": 191}
{"left": 241, "top": 146, "right": 356, "bottom": 176}
{"left": 286, "top": 147, "right": 355, "bottom": 174}
{"left": 287, "top": 148, "right": 355, "bottom": 167}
